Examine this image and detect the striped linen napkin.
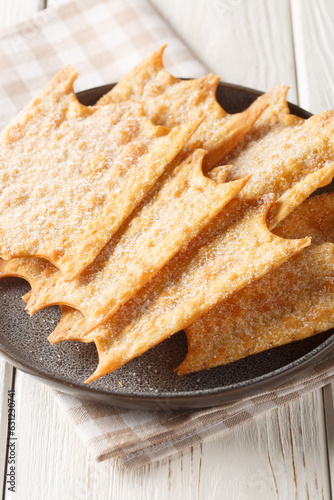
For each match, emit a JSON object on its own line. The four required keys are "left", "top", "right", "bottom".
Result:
{"left": 1, "top": 0, "right": 334, "bottom": 470}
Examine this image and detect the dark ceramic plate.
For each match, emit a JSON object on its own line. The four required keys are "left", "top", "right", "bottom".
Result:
{"left": 1, "top": 82, "right": 334, "bottom": 410}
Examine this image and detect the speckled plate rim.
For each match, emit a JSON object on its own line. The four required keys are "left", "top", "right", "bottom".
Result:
{"left": 1, "top": 81, "right": 333, "bottom": 410}
{"left": 1, "top": 328, "right": 334, "bottom": 409}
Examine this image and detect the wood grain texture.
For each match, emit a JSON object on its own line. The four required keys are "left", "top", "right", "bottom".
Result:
{"left": 0, "top": 361, "right": 14, "bottom": 496}
{"left": 0, "top": 0, "right": 334, "bottom": 499}
{"left": 46, "top": 0, "right": 69, "bottom": 7}
{"left": 4, "top": 371, "right": 88, "bottom": 500}
{"left": 149, "top": 0, "right": 298, "bottom": 102}
{"left": 0, "top": 0, "right": 43, "bottom": 29}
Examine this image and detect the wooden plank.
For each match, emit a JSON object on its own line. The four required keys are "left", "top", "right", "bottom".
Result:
{"left": 0, "top": 0, "right": 43, "bottom": 29}
{"left": 323, "top": 385, "right": 334, "bottom": 498}
{"left": 4, "top": 371, "right": 88, "bottom": 500}
{"left": 141, "top": 0, "right": 330, "bottom": 496}
{"left": 0, "top": 0, "right": 44, "bottom": 495}
{"left": 46, "top": 0, "right": 69, "bottom": 8}
{"left": 0, "top": 361, "right": 14, "bottom": 497}
{"left": 45, "top": 0, "right": 69, "bottom": 8}
{"left": 149, "top": 0, "right": 298, "bottom": 102}
{"left": 290, "top": 0, "right": 334, "bottom": 113}
{"left": 0, "top": 1, "right": 331, "bottom": 499}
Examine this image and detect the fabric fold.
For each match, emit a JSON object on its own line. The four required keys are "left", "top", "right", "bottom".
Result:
{"left": 1, "top": 0, "right": 334, "bottom": 471}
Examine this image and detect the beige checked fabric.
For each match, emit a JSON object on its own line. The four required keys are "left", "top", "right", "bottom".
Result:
{"left": 1, "top": 0, "right": 334, "bottom": 470}
{"left": 0, "top": 0, "right": 207, "bottom": 126}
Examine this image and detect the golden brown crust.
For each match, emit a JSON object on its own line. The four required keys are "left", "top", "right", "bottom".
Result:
{"left": 23, "top": 151, "right": 249, "bottom": 331}
{"left": 179, "top": 193, "right": 334, "bottom": 375}
{"left": 98, "top": 46, "right": 268, "bottom": 170}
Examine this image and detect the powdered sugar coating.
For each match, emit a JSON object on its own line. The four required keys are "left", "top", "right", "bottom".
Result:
{"left": 47, "top": 197, "right": 309, "bottom": 382}
{"left": 25, "top": 151, "right": 247, "bottom": 331}
{"left": 0, "top": 65, "right": 198, "bottom": 278}
{"left": 180, "top": 193, "right": 334, "bottom": 374}
{"left": 98, "top": 46, "right": 267, "bottom": 171}
{"left": 225, "top": 108, "right": 334, "bottom": 200}
{"left": 1, "top": 51, "right": 268, "bottom": 335}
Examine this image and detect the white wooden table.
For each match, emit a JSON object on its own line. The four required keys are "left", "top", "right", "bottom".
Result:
{"left": 1, "top": 1, "right": 334, "bottom": 498}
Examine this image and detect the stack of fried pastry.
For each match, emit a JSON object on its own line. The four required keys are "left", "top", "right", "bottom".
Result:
{"left": 1, "top": 46, "right": 334, "bottom": 383}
